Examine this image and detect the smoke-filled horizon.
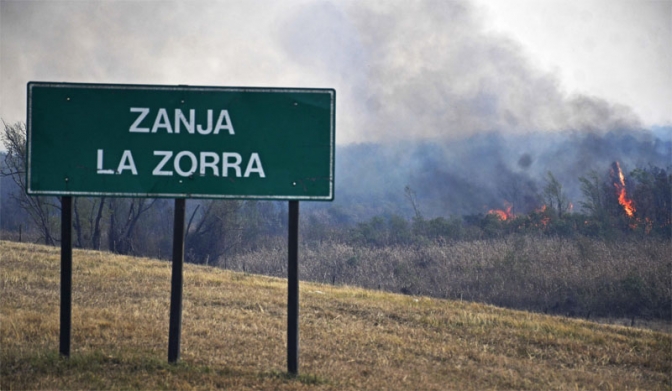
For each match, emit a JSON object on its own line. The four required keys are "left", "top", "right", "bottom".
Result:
{"left": 2, "top": 0, "right": 670, "bottom": 218}
{"left": 324, "top": 128, "right": 670, "bottom": 220}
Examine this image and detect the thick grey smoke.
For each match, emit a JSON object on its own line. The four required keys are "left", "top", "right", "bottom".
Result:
{"left": 278, "top": 0, "right": 642, "bottom": 143}
{"left": 0, "top": 0, "right": 654, "bottom": 142}
{"left": 328, "top": 130, "right": 670, "bottom": 219}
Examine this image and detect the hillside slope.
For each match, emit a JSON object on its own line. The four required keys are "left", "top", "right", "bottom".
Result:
{"left": 1, "top": 240, "right": 670, "bottom": 390}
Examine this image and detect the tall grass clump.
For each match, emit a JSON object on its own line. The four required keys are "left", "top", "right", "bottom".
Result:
{"left": 223, "top": 235, "right": 671, "bottom": 322}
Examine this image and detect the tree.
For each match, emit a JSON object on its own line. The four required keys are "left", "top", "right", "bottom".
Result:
{"left": 0, "top": 160, "right": 30, "bottom": 236}
{"left": 404, "top": 185, "right": 422, "bottom": 220}
{"left": 387, "top": 214, "right": 412, "bottom": 245}
{"left": 350, "top": 216, "right": 388, "bottom": 246}
{"left": 1, "top": 121, "right": 59, "bottom": 245}
{"left": 577, "top": 170, "right": 613, "bottom": 237}
{"left": 71, "top": 197, "right": 107, "bottom": 249}
{"left": 107, "top": 197, "right": 158, "bottom": 254}
{"left": 185, "top": 200, "right": 243, "bottom": 265}
{"left": 498, "top": 172, "right": 539, "bottom": 217}
{"left": 543, "top": 171, "right": 570, "bottom": 218}
{"left": 238, "top": 200, "right": 284, "bottom": 249}
{"left": 630, "top": 166, "right": 672, "bottom": 236}
{"left": 578, "top": 170, "right": 605, "bottom": 217}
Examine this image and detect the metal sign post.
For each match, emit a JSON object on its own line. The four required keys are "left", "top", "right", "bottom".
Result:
{"left": 287, "top": 200, "right": 300, "bottom": 375}
{"left": 59, "top": 196, "right": 73, "bottom": 357}
{"left": 168, "top": 198, "right": 186, "bottom": 363}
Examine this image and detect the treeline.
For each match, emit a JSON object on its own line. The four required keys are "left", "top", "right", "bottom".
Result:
{"left": 3, "top": 166, "right": 669, "bottom": 262}
{"left": 1, "top": 122, "right": 287, "bottom": 262}
{"left": 323, "top": 164, "right": 671, "bottom": 247}
{"left": 2, "top": 121, "right": 671, "bottom": 259}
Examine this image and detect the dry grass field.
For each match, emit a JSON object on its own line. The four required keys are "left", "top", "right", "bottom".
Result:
{"left": 1, "top": 240, "right": 670, "bottom": 390}
{"left": 227, "top": 235, "right": 672, "bottom": 322}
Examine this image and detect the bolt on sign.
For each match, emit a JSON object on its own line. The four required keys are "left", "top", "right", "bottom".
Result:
{"left": 27, "top": 82, "right": 335, "bottom": 200}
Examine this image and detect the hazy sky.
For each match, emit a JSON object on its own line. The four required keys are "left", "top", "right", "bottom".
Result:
{"left": 1, "top": 0, "right": 670, "bottom": 145}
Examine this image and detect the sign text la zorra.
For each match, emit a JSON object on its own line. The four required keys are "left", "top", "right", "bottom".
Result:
{"left": 27, "top": 83, "right": 335, "bottom": 200}
{"left": 98, "top": 107, "right": 265, "bottom": 179}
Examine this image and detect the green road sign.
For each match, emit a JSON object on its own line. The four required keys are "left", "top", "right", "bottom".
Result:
{"left": 27, "top": 82, "right": 335, "bottom": 200}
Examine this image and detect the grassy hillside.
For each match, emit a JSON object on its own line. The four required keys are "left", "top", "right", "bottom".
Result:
{"left": 1, "top": 240, "right": 670, "bottom": 390}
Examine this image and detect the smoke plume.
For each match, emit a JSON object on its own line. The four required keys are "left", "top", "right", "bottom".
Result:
{"left": 278, "top": 0, "right": 642, "bottom": 144}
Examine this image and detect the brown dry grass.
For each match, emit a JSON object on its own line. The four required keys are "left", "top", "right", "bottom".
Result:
{"left": 229, "top": 236, "right": 672, "bottom": 323}
{"left": 1, "top": 240, "right": 670, "bottom": 390}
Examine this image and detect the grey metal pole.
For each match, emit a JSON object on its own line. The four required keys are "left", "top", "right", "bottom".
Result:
{"left": 287, "top": 200, "right": 299, "bottom": 375}
{"left": 168, "top": 198, "right": 186, "bottom": 363}
{"left": 60, "top": 196, "right": 73, "bottom": 357}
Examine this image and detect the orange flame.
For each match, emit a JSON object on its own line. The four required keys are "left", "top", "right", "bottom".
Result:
{"left": 532, "top": 205, "right": 551, "bottom": 227}
{"left": 611, "top": 162, "right": 635, "bottom": 218}
{"left": 488, "top": 202, "right": 514, "bottom": 220}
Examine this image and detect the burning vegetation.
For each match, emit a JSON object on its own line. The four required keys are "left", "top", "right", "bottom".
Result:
{"left": 612, "top": 161, "right": 636, "bottom": 218}
{"left": 344, "top": 159, "right": 670, "bottom": 251}
{"left": 477, "top": 161, "right": 669, "bottom": 238}
{"left": 488, "top": 202, "right": 514, "bottom": 220}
